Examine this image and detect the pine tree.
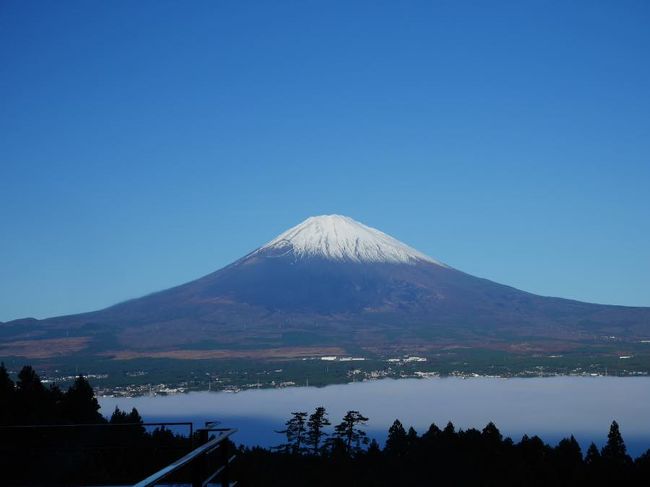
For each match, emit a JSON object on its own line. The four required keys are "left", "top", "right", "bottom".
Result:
{"left": 406, "top": 426, "right": 419, "bottom": 450}
{"left": 0, "top": 363, "right": 14, "bottom": 397}
{"left": 306, "top": 406, "right": 330, "bottom": 455}
{"left": 554, "top": 435, "right": 583, "bottom": 479}
{"left": 110, "top": 406, "right": 145, "bottom": 443}
{"left": 333, "top": 410, "right": 369, "bottom": 455}
{"left": 482, "top": 422, "right": 502, "bottom": 443}
{"left": 0, "top": 362, "right": 15, "bottom": 424}
{"left": 585, "top": 442, "right": 601, "bottom": 465}
{"left": 16, "top": 365, "right": 45, "bottom": 395}
{"left": 556, "top": 435, "right": 582, "bottom": 462}
{"left": 62, "top": 376, "right": 104, "bottom": 423}
{"left": 421, "top": 422, "right": 441, "bottom": 443}
{"left": 635, "top": 449, "right": 650, "bottom": 481}
{"left": 443, "top": 421, "right": 455, "bottom": 436}
{"left": 367, "top": 438, "right": 381, "bottom": 458}
{"left": 276, "top": 411, "right": 308, "bottom": 454}
{"left": 15, "top": 365, "right": 50, "bottom": 423}
{"left": 110, "top": 406, "right": 130, "bottom": 424}
{"left": 601, "top": 420, "right": 632, "bottom": 466}
{"left": 518, "top": 434, "right": 550, "bottom": 465}
{"left": 127, "top": 407, "right": 144, "bottom": 426}
{"left": 385, "top": 419, "right": 407, "bottom": 456}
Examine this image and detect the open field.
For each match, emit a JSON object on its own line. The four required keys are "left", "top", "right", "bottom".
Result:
{"left": 102, "top": 346, "right": 346, "bottom": 360}
{"left": 0, "top": 337, "right": 91, "bottom": 359}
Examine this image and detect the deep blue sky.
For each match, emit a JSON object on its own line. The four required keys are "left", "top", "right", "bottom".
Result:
{"left": 1, "top": 1, "right": 649, "bottom": 321}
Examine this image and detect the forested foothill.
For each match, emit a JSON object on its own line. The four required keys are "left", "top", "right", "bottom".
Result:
{"left": 241, "top": 411, "right": 650, "bottom": 486}
{"left": 2, "top": 364, "right": 650, "bottom": 486}
{"left": 0, "top": 364, "right": 190, "bottom": 485}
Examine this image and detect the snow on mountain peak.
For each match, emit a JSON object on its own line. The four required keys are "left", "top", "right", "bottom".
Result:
{"left": 257, "top": 215, "right": 445, "bottom": 265}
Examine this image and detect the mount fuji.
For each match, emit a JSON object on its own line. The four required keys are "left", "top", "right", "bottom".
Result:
{"left": 2, "top": 215, "right": 650, "bottom": 361}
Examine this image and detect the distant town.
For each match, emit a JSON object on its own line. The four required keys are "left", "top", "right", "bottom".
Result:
{"left": 12, "top": 351, "right": 646, "bottom": 398}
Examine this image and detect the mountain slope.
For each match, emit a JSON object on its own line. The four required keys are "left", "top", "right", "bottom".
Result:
{"left": 2, "top": 215, "right": 650, "bottom": 360}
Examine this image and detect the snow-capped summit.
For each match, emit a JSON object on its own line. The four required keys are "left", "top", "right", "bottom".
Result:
{"left": 255, "top": 215, "right": 445, "bottom": 265}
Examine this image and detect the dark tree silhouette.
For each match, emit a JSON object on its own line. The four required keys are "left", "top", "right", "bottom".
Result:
{"left": 636, "top": 449, "right": 650, "bottom": 483}
{"left": 276, "top": 411, "right": 308, "bottom": 454}
{"left": 554, "top": 435, "right": 583, "bottom": 482}
{"left": 443, "top": 421, "right": 456, "bottom": 436}
{"left": 600, "top": 420, "right": 633, "bottom": 485}
{"left": 14, "top": 365, "right": 53, "bottom": 424}
{"left": 482, "top": 421, "right": 503, "bottom": 443}
{"left": 421, "top": 422, "right": 441, "bottom": 443}
{"left": 406, "top": 426, "right": 418, "bottom": 450}
{"left": 0, "top": 362, "right": 14, "bottom": 425}
{"left": 385, "top": 419, "right": 407, "bottom": 456}
{"left": 110, "top": 406, "right": 146, "bottom": 436}
{"left": 110, "top": 405, "right": 131, "bottom": 424}
{"left": 306, "top": 406, "right": 330, "bottom": 455}
{"left": 62, "top": 376, "right": 104, "bottom": 424}
{"left": 367, "top": 438, "right": 381, "bottom": 458}
{"left": 601, "top": 420, "right": 631, "bottom": 465}
{"left": 333, "top": 410, "right": 369, "bottom": 455}
{"left": 110, "top": 406, "right": 144, "bottom": 425}
{"left": 585, "top": 442, "right": 601, "bottom": 465}
{"left": 0, "top": 363, "right": 13, "bottom": 397}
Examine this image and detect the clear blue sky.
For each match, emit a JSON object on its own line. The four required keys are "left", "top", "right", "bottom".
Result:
{"left": 1, "top": 0, "right": 649, "bottom": 321}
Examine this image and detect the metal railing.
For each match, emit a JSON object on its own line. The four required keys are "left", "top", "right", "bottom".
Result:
{"left": 0, "top": 421, "right": 237, "bottom": 486}
{"left": 134, "top": 426, "right": 237, "bottom": 487}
